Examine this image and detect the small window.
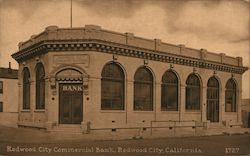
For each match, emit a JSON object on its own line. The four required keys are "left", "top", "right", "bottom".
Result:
{"left": 0, "top": 102, "right": 3, "bottom": 112}
{"left": 225, "top": 78, "right": 236, "bottom": 112}
{"left": 0, "top": 81, "right": 3, "bottom": 93}
{"left": 134, "top": 67, "right": 153, "bottom": 111}
{"left": 101, "top": 63, "right": 125, "bottom": 110}
{"left": 185, "top": 74, "right": 201, "bottom": 110}
{"left": 161, "top": 71, "right": 178, "bottom": 111}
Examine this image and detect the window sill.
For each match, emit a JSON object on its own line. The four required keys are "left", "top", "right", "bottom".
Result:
{"left": 34, "top": 109, "right": 46, "bottom": 112}
{"left": 100, "top": 110, "right": 126, "bottom": 113}
{"left": 133, "top": 111, "right": 154, "bottom": 113}
{"left": 185, "top": 111, "right": 201, "bottom": 113}
{"left": 161, "top": 111, "right": 179, "bottom": 113}
{"left": 21, "top": 109, "right": 31, "bottom": 112}
{"left": 225, "top": 112, "right": 237, "bottom": 114}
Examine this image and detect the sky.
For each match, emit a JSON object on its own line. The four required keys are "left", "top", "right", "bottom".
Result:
{"left": 0, "top": 0, "right": 249, "bottom": 98}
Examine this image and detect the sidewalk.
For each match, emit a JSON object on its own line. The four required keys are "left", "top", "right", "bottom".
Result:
{"left": 0, "top": 125, "right": 250, "bottom": 156}
{"left": 0, "top": 125, "right": 250, "bottom": 143}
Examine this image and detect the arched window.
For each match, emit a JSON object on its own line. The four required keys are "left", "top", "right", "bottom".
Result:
{"left": 225, "top": 78, "right": 236, "bottom": 112}
{"left": 186, "top": 74, "right": 201, "bottom": 110}
{"left": 36, "top": 63, "right": 45, "bottom": 109}
{"left": 161, "top": 70, "right": 178, "bottom": 111}
{"left": 134, "top": 67, "right": 153, "bottom": 111}
{"left": 23, "top": 67, "right": 30, "bottom": 109}
{"left": 207, "top": 76, "right": 219, "bottom": 122}
{"left": 101, "top": 63, "right": 124, "bottom": 110}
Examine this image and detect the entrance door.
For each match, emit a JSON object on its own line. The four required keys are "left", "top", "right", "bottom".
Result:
{"left": 207, "top": 100, "right": 219, "bottom": 122}
{"left": 207, "top": 77, "right": 219, "bottom": 122}
{"left": 59, "top": 83, "right": 83, "bottom": 124}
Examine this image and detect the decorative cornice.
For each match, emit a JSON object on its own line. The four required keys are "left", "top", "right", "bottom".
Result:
{"left": 12, "top": 39, "right": 248, "bottom": 74}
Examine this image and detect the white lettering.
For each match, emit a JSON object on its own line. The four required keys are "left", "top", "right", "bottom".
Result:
{"left": 62, "top": 85, "right": 83, "bottom": 92}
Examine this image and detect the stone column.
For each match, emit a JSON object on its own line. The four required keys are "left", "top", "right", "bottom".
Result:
{"left": 45, "top": 77, "right": 53, "bottom": 130}
{"left": 237, "top": 89, "right": 242, "bottom": 123}
{"left": 155, "top": 83, "right": 161, "bottom": 121}
{"left": 179, "top": 84, "right": 186, "bottom": 121}
{"left": 220, "top": 87, "right": 225, "bottom": 124}
{"left": 18, "top": 82, "right": 22, "bottom": 123}
{"left": 30, "top": 81, "right": 35, "bottom": 123}
{"left": 201, "top": 86, "right": 207, "bottom": 122}
{"left": 126, "top": 81, "right": 133, "bottom": 124}
{"left": 81, "top": 75, "right": 90, "bottom": 133}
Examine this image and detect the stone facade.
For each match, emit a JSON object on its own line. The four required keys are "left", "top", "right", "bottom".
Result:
{"left": 0, "top": 65, "right": 18, "bottom": 127}
{"left": 12, "top": 25, "right": 248, "bottom": 134}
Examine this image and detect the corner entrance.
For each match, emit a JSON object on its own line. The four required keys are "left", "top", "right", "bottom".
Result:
{"left": 59, "top": 83, "right": 83, "bottom": 124}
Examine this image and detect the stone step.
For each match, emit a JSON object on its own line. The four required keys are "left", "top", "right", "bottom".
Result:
{"left": 57, "top": 124, "right": 81, "bottom": 127}
{"left": 208, "top": 123, "right": 225, "bottom": 129}
{"left": 52, "top": 128, "right": 82, "bottom": 131}
{"left": 50, "top": 129, "right": 83, "bottom": 134}
{"left": 50, "top": 124, "right": 83, "bottom": 134}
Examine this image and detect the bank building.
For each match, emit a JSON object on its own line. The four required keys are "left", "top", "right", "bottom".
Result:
{"left": 11, "top": 25, "right": 248, "bottom": 136}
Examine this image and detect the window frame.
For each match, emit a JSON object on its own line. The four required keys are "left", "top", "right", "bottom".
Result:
{"left": 35, "top": 63, "right": 45, "bottom": 110}
{"left": 161, "top": 70, "right": 179, "bottom": 111}
{"left": 101, "top": 62, "right": 125, "bottom": 110}
{"left": 134, "top": 67, "right": 154, "bottom": 111}
{"left": 23, "top": 67, "right": 30, "bottom": 110}
{"left": 225, "top": 78, "right": 237, "bottom": 112}
{"left": 185, "top": 74, "right": 201, "bottom": 111}
{"left": 207, "top": 77, "right": 219, "bottom": 101}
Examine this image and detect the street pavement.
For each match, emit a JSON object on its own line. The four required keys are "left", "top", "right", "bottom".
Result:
{"left": 0, "top": 125, "right": 249, "bottom": 156}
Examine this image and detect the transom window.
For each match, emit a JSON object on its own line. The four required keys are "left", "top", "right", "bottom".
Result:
{"left": 23, "top": 67, "right": 30, "bottom": 109}
{"left": 225, "top": 78, "right": 236, "bottom": 112}
{"left": 134, "top": 67, "right": 153, "bottom": 111}
{"left": 36, "top": 63, "right": 45, "bottom": 109}
{"left": 186, "top": 74, "right": 201, "bottom": 110}
{"left": 207, "top": 77, "right": 219, "bottom": 100}
{"left": 161, "top": 70, "right": 178, "bottom": 111}
{"left": 101, "top": 63, "right": 125, "bottom": 110}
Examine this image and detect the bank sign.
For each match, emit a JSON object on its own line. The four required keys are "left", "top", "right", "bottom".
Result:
{"left": 61, "top": 84, "right": 83, "bottom": 92}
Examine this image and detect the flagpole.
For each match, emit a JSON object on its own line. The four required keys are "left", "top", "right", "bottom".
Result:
{"left": 70, "top": 0, "right": 72, "bottom": 28}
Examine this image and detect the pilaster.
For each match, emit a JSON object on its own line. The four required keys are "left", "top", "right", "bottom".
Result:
{"left": 237, "top": 88, "right": 242, "bottom": 123}
{"left": 30, "top": 81, "right": 35, "bottom": 122}
{"left": 220, "top": 86, "right": 225, "bottom": 123}
{"left": 201, "top": 86, "right": 207, "bottom": 122}
{"left": 155, "top": 83, "right": 161, "bottom": 120}
{"left": 180, "top": 84, "right": 186, "bottom": 121}
{"left": 126, "top": 80, "right": 134, "bottom": 123}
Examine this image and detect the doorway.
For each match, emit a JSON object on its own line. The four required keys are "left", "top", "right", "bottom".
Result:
{"left": 207, "top": 100, "right": 219, "bottom": 122}
{"left": 207, "top": 77, "right": 219, "bottom": 122}
{"left": 59, "top": 83, "right": 83, "bottom": 124}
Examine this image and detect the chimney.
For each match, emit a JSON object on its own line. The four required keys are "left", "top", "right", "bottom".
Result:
{"left": 8, "top": 62, "right": 12, "bottom": 73}
{"left": 9, "top": 62, "right": 11, "bottom": 69}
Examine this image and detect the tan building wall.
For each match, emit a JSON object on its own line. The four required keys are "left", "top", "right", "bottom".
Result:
{"left": 12, "top": 25, "right": 248, "bottom": 132}
{"left": 0, "top": 77, "right": 18, "bottom": 127}
{"left": 242, "top": 99, "right": 250, "bottom": 127}
{"left": 16, "top": 51, "right": 243, "bottom": 129}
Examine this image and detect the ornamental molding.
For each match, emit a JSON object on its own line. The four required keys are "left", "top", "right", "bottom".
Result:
{"left": 12, "top": 39, "right": 248, "bottom": 74}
